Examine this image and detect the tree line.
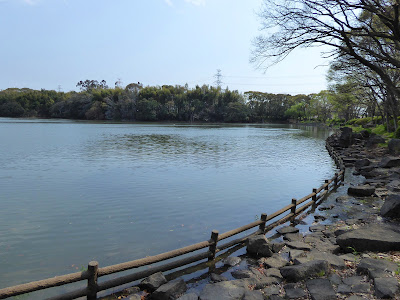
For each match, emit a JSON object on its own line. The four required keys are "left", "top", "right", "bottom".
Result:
{"left": 0, "top": 79, "right": 365, "bottom": 123}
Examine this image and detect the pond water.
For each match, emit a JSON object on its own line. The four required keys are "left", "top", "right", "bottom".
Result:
{"left": 0, "top": 119, "right": 336, "bottom": 297}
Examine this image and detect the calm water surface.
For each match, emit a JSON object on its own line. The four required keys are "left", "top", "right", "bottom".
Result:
{"left": 0, "top": 119, "right": 336, "bottom": 296}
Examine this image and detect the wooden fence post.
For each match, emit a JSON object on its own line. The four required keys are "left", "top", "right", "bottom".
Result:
{"left": 290, "top": 198, "right": 297, "bottom": 224}
{"left": 208, "top": 230, "right": 219, "bottom": 261}
{"left": 312, "top": 188, "right": 317, "bottom": 210}
{"left": 334, "top": 173, "right": 338, "bottom": 187}
{"left": 259, "top": 213, "right": 267, "bottom": 233}
{"left": 87, "top": 261, "right": 98, "bottom": 300}
{"left": 325, "top": 179, "right": 329, "bottom": 191}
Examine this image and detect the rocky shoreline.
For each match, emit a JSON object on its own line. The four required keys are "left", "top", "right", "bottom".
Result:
{"left": 120, "top": 128, "right": 400, "bottom": 300}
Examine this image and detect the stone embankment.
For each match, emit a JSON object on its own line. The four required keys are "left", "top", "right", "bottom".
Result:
{"left": 121, "top": 128, "right": 400, "bottom": 300}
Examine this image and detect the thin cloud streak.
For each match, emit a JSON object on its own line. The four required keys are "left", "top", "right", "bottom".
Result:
{"left": 184, "top": 0, "right": 205, "bottom": 6}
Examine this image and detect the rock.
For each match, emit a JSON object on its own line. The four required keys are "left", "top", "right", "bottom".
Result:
{"left": 339, "top": 127, "right": 353, "bottom": 147}
{"left": 242, "top": 290, "right": 264, "bottom": 300}
{"left": 388, "top": 138, "right": 400, "bottom": 155}
{"left": 314, "top": 214, "right": 326, "bottom": 221}
{"left": 210, "top": 273, "right": 228, "bottom": 282}
{"left": 199, "top": 281, "right": 245, "bottom": 300}
{"left": 280, "top": 260, "right": 329, "bottom": 282}
{"left": 355, "top": 158, "right": 371, "bottom": 169}
{"left": 263, "top": 286, "right": 280, "bottom": 296}
{"left": 276, "top": 226, "right": 299, "bottom": 234}
{"left": 271, "top": 242, "right": 285, "bottom": 253}
{"left": 176, "top": 293, "right": 198, "bottom": 300}
{"left": 246, "top": 235, "right": 273, "bottom": 258}
{"left": 337, "top": 284, "right": 352, "bottom": 294}
{"left": 309, "top": 225, "right": 326, "bottom": 232}
{"left": 264, "top": 268, "right": 283, "bottom": 279}
{"left": 336, "top": 195, "right": 353, "bottom": 203}
{"left": 285, "top": 287, "right": 306, "bottom": 298}
{"left": 336, "top": 224, "right": 400, "bottom": 252}
{"left": 348, "top": 185, "right": 375, "bottom": 196}
{"left": 152, "top": 279, "right": 187, "bottom": 300}
{"left": 231, "top": 270, "right": 254, "bottom": 280}
{"left": 306, "top": 278, "right": 336, "bottom": 300}
{"left": 386, "top": 180, "right": 400, "bottom": 192}
{"left": 374, "top": 277, "right": 399, "bottom": 298}
{"left": 263, "top": 254, "right": 288, "bottom": 269}
{"left": 139, "top": 272, "right": 167, "bottom": 292}
{"left": 285, "top": 241, "right": 312, "bottom": 251}
{"left": 303, "top": 250, "right": 346, "bottom": 269}
{"left": 380, "top": 156, "right": 400, "bottom": 168}
{"left": 366, "top": 134, "right": 385, "bottom": 147}
{"left": 380, "top": 193, "right": 400, "bottom": 219}
{"left": 343, "top": 276, "right": 370, "bottom": 293}
{"left": 289, "top": 249, "right": 305, "bottom": 260}
{"left": 329, "top": 273, "right": 342, "bottom": 285}
{"left": 357, "top": 257, "right": 399, "bottom": 278}
{"left": 128, "top": 295, "right": 141, "bottom": 300}
{"left": 223, "top": 256, "right": 241, "bottom": 267}
{"left": 283, "top": 233, "right": 303, "bottom": 242}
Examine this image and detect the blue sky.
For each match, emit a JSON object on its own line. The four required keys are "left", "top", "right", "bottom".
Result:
{"left": 0, "top": 0, "right": 331, "bottom": 95}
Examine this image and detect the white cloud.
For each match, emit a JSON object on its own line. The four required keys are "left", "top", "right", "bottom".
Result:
{"left": 164, "top": 0, "right": 173, "bottom": 6}
{"left": 184, "top": 0, "right": 205, "bottom": 6}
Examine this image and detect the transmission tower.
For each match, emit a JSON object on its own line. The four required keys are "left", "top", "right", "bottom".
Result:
{"left": 214, "top": 69, "right": 223, "bottom": 88}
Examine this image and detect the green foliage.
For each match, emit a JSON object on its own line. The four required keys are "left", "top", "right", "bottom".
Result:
{"left": 372, "top": 125, "right": 386, "bottom": 135}
{"left": 395, "top": 127, "right": 400, "bottom": 139}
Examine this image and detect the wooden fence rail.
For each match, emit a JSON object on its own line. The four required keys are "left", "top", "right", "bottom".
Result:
{"left": 0, "top": 141, "right": 344, "bottom": 300}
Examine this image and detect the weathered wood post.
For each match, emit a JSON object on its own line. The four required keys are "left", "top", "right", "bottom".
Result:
{"left": 325, "top": 179, "right": 329, "bottom": 191}
{"left": 311, "top": 188, "right": 317, "bottom": 211}
{"left": 290, "top": 198, "right": 297, "bottom": 224}
{"left": 87, "top": 261, "right": 99, "bottom": 300}
{"left": 208, "top": 230, "right": 219, "bottom": 261}
{"left": 334, "top": 173, "right": 339, "bottom": 187}
{"left": 259, "top": 213, "right": 267, "bottom": 233}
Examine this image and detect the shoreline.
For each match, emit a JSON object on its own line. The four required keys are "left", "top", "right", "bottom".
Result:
{"left": 116, "top": 128, "right": 400, "bottom": 300}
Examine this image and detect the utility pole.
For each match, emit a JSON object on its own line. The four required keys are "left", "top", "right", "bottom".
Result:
{"left": 214, "top": 69, "right": 223, "bottom": 88}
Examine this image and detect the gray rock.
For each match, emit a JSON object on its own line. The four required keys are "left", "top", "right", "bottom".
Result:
{"left": 388, "top": 139, "right": 400, "bottom": 155}
{"left": 337, "top": 284, "right": 352, "bottom": 294}
{"left": 231, "top": 270, "right": 254, "bottom": 279}
{"left": 336, "top": 195, "right": 353, "bottom": 203}
{"left": 285, "top": 241, "right": 312, "bottom": 251}
{"left": 347, "top": 297, "right": 368, "bottom": 300}
{"left": 339, "top": 127, "right": 353, "bottom": 147}
{"left": 380, "top": 156, "right": 400, "bottom": 168}
{"left": 336, "top": 224, "right": 400, "bottom": 252}
{"left": 223, "top": 256, "right": 241, "bottom": 267}
{"left": 304, "top": 250, "right": 346, "bottom": 269}
{"left": 242, "top": 290, "right": 264, "bottom": 300}
{"left": 351, "top": 283, "right": 370, "bottom": 293}
{"left": 285, "top": 287, "right": 306, "bottom": 298}
{"left": 386, "top": 180, "right": 400, "bottom": 192}
{"left": 289, "top": 249, "right": 305, "bottom": 260}
{"left": 366, "top": 134, "right": 385, "bottom": 147}
{"left": 128, "top": 295, "right": 141, "bottom": 300}
{"left": 264, "top": 268, "right": 283, "bottom": 279}
{"left": 348, "top": 185, "right": 375, "bottom": 196}
{"left": 280, "top": 260, "right": 329, "bottom": 282}
{"left": 210, "top": 273, "right": 228, "bottom": 282}
{"left": 276, "top": 226, "right": 299, "bottom": 235}
{"left": 380, "top": 193, "right": 400, "bottom": 219}
{"left": 263, "top": 285, "right": 280, "bottom": 296}
{"left": 269, "top": 296, "right": 285, "bottom": 300}
{"left": 246, "top": 235, "right": 273, "bottom": 258}
{"left": 342, "top": 276, "right": 364, "bottom": 286}
{"left": 264, "top": 253, "right": 288, "bottom": 269}
{"left": 152, "top": 279, "right": 187, "bottom": 300}
{"left": 374, "top": 277, "right": 399, "bottom": 298}
{"left": 355, "top": 158, "right": 371, "bottom": 169}
{"left": 283, "top": 233, "right": 303, "bottom": 242}
{"left": 328, "top": 273, "right": 342, "bottom": 285}
{"left": 199, "top": 281, "right": 245, "bottom": 300}
{"left": 271, "top": 242, "right": 285, "bottom": 253}
{"left": 306, "top": 278, "right": 336, "bottom": 300}
{"left": 176, "top": 293, "right": 198, "bottom": 300}
{"left": 357, "top": 257, "right": 399, "bottom": 277}
{"left": 139, "top": 272, "right": 167, "bottom": 292}
{"left": 309, "top": 225, "right": 326, "bottom": 232}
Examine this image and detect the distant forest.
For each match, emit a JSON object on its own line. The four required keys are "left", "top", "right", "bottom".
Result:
{"left": 0, "top": 78, "right": 376, "bottom": 124}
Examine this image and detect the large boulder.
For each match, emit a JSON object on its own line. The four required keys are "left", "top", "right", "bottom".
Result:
{"left": 280, "top": 260, "right": 329, "bottom": 282}
{"left": 139, "top": 272, "right": 167, "bottom": 292}
{"left": 199, "top": 281, "right": 246, "bottom": 300}
{"left": 306, "top": 278, "right": 336, "bottom": 300}
{"left": 152, "top": 279, "right": 187, "bottom": 300}
{"left": 388, "top": 138, "right": 400, "bottom": 155}
{"left": 374, "top": 277, "right": 399, "bottom": 298}
{"left": 366, "top": 134, "right": 385, "bottom": 147}
{"left": 246, "top": 235, "right": 273, "bottom": 258}
{"left": 380, "top": 194, "right": 400, "bottom": 219}
{"left": 338, "top": 127, "right": 353, "bottom": 148}
{"left": 379, "top": 156, "right": 400, "bottom": 168}
{"left": 347, "top": 185, "right": 375, "bottom": 196}
{"left": 336, "top": 224, "right": 400, "bottom": 252}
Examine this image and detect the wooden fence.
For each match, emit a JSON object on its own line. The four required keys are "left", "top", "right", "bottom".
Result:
{"left": 0, "top": 141, "right": 344, "bottom": 300}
